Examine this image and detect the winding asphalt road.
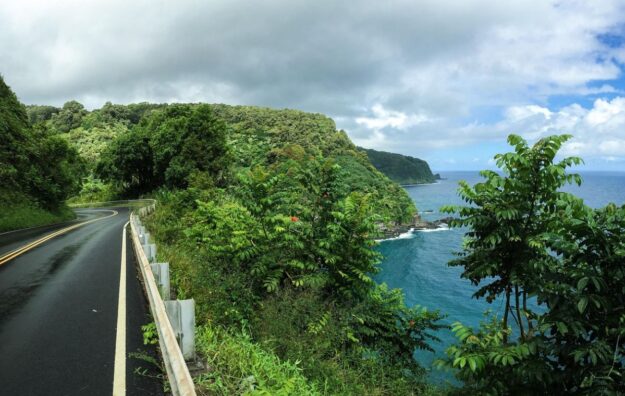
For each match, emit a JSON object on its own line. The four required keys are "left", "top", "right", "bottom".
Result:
{"left": 0, "top": 208, "right": 164, "bottom": 395}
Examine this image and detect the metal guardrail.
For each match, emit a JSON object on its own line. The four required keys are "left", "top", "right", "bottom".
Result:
{"left": 129, "top": 202, "right": 197, "bottom": 396}
{"left": 68, "top": 199, "right": 157, "bottom": 208}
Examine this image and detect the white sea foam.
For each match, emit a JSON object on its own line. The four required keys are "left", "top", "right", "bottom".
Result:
{"left": 376, "top": 228, "right": 416, "bottom": 242}
{"left": 402, "top": 181, "right": 441, "bottom": 187}
{"left": 415, "top": 225, "right": 450, "bottom": 233}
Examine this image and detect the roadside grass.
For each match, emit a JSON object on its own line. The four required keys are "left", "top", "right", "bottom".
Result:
{"left": 144, "top": 200, "right": 446, "bottom": 396}
{"left": 146, "top": 214, "right": 320, "bottom": 395}
{"left": 194, "top": 325, "right": 319, "bottom": 396}
{"left": 65, "top": 178, "right": 119, "bottom": 205}
{"left": 0, "top": 200, "right": 75, "bottom": 233}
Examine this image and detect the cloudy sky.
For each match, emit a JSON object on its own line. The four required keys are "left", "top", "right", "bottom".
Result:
{"left": 2, "top": 0, "right": 625, "bottom": 171}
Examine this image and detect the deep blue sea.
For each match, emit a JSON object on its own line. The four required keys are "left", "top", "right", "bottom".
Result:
{"left": 374, "top": 171, "right": 625, "bottom": 383}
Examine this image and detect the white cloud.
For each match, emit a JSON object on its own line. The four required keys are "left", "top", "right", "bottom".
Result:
{"left": 355, "top": 104, "right": 430, "bottom": 130}
{"left": 505, "top": 105, "right": 553, "bottom": 122}
{"left": 497, "top": 98, "right": 625, "bottom": 160}
{"left": 1, "top": 0, "right": 625, "bottom": 168}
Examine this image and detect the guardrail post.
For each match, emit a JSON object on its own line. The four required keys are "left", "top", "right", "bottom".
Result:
{"left": 150, "top": 263, "right": 171, "bottom": 300}
{"left": 165, "top": 299, "right": 196, "bottom": 361}
{"left": 143, "top": 243, "right": 157, "bottom": 263}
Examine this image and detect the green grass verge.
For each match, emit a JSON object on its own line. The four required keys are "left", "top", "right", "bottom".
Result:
{"left": 0, "top": 200, "right": 75, "bottom": 233}
{"left": 194, "top": 325, "right": 319, "bottom": 395}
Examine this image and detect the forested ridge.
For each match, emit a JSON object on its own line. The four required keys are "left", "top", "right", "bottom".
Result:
{"left": 27, "top": 100, "right": 417, "bottom": 227}
{"left": 361, "top": 147, "right": 439, "bottom": 185}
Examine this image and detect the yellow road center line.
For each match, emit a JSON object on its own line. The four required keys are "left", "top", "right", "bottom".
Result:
{"left": 0, "top": 210, "right": 118, "bottom": 266}
{"left": 113, "top": 222, "right": 129, "bottom": 396}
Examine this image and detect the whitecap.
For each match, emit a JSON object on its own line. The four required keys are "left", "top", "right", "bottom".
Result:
{"left": 375, "top": 228, "right": 416, "bottom": 242}
{"left": 415, "top": 225, "right": 450, "bottom": 233}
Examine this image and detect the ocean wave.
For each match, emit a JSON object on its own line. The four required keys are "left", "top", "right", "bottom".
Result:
{"left": 415, "top": 225, "right": 450, "bottom": 233}
{"left": 402, "top": 181, "right": 441, "bottom": 186}
{"left": 376, "top": 228, "right": 416, "bottom": 242}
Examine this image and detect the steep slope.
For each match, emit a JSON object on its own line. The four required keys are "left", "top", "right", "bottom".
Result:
{"left": 361, "top": 147, "right": 439, "bottom": 185}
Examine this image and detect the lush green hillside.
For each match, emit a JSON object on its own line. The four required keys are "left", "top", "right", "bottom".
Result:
{"left": 210, "top": 105, "right": 417, "bottom": 224}
{"left": 89, "top": 103, "right": 442, "bottom": 394}
{"left": 26, "top": 102, "right": 165, "bottom": 165}
{"left": 0, "top": 76, "right": 83, "bottom": 231}
{"left": 362, "top": 147, "right": 439, "bottom": 185}
{"left": 39, "top": 101, "right": 416, "bottom": 225}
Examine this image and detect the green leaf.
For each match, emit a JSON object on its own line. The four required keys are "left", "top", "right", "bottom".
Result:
{"left": 468, "top": 357, "right": 477, "bottom": 372}
{"left": 577, "top": 297, "right": 588, "bottom": 314}
{"left": 577, "top": 277, "right": 589, "bottom": 291}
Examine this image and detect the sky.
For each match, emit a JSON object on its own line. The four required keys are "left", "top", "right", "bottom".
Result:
{"left": 2, "top": 0, "right": 625, "bottom": 171}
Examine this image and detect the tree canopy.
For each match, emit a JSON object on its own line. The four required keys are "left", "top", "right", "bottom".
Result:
{"left": 437, "top": 134, "right": 625, "bottom": 395}
{"left": 96, "top": 104, "right": 230, "bottom": 195}
{"left": 0, "top": 75, "right": 84, "bottom": 210}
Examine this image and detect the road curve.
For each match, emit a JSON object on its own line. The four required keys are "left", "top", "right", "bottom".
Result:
{"left": 0, "top": 207, "right": 164, "bottom": 395}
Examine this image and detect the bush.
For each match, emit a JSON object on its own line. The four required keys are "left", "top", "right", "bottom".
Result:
{"left": 194, "top": 325, "right": 319, "bottom": 395}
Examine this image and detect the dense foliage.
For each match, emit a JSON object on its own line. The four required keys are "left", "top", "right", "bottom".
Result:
{"left": 91, "top": 103, "right": 413, "bottom": 224}
{"left": 0, "top": 76, "right": 83, "bottom": 230}
{"left": 26, "top": 101, "right": 166, "bottom": 166}
{"left": 81, "top": 103, "right": 445, "bottom": 393}
{"left": 96, "top": 104, "right": 230, "bottom": 195}
{"left": 147, "top": 174, "right": 442, "bottom": 394}
{"left": 33, "top": 100, "right": 416, "bottom": 226}
{"left": 209, "top": 104, "right": 417, "bottom": 225}
{"left": 438, "top": 135, "right": 625, "bottom": 395}
{"left": 362, "top": 147, "right": 438, "bottom": 185}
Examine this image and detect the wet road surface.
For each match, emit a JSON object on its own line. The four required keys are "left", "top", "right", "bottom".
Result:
{"left": 0, "top": 208, "right": 164, "bottom": 395}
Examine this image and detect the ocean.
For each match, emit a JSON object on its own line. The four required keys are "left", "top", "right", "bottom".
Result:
{"left": 374, "top": 171, "right": 625, "bottom": 383}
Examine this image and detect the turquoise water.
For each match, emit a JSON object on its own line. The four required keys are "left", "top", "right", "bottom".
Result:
{"left": 375, "top": 171, "right": 625, "bottom": 382}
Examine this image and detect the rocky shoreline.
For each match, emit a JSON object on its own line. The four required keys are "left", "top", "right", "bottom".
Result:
{"left": 377, "top": 214, "right": 454, "bottom": 239}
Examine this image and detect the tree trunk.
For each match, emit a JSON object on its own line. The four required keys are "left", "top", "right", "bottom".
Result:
{"left": 515, "top": 284, "right": 525, "bottom": 341}
{"left": 523, "top": 289, "right": 533, "bottom": 333}
{"left": 503, "top": 286, "right": 511, "bottom": 344}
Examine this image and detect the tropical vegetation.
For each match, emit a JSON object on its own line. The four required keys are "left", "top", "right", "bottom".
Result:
{"left": 91, "top": 103, "right": 443, "bottom": 394}
{"left": 438, "top": 134, "right": 625, "bottom": 395}
{"left": 0, "top": 75, "right": 84, "bottom": 231}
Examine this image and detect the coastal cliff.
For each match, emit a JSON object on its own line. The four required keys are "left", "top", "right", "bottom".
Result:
{"left": 359, "top": 147, "right": 439, "bottom": 185}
